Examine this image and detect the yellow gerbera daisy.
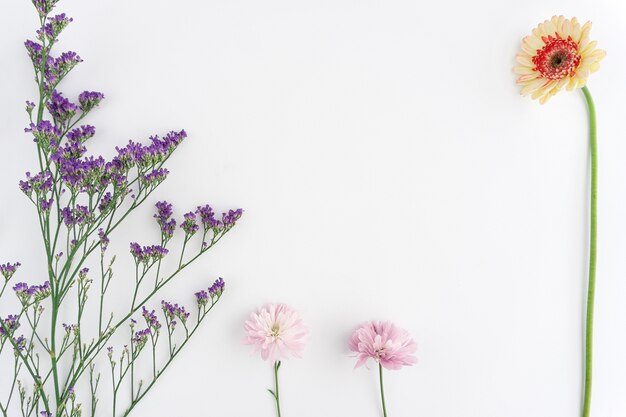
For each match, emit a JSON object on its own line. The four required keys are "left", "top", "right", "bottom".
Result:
{"left": 514, "top": 16, "right": 606, "bottom": 104}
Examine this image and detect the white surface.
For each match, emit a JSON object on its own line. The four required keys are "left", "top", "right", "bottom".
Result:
{"left": 1, "top": 0, "right": 626, "bottom": 416}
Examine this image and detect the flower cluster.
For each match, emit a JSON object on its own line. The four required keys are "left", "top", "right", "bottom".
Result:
{"left": 181, "top": 212, "right": 199, "bottom": 235}
{"left": 154, "top": 201, "right": 176, "bottom": 239}
{"left": 24, "top": 120, "right": 61, "bottom": 150}
{"left": 46, "top": 90, "right": 78, "bottom": 126}
{"left": 60, "top": 205, "right": 93, "bottom": 227}
{"left": 0, "top": 315, "right": 20, "bottom": 338}
{"left": 78, "top": 91, "right": 105, "bottom": 112}
{"left": 223, "top": 209, "right": 243, "bottom": 227}
{"left": 195, "top": 205, "right": 243, "bottom": 231}
{"left": 194, "top": 277, "right": 226, "bottom": 307}
{"left": 115, "top": 130, "right": 187, "bottom": 170}
{"left": 142, "top": 307, "right": 161, "bottom": 333}
{"left": 129, "top": 243, "right": 168, "bottom": 264}
{"left": 36, "top": 13, "right": 72, "bottom": 42}
{"left": 19, "top": 171, "right": 53, "bottom": 197}
{"left": 98, "top": 228, "right": 110, "bottom": 252}
{"left": 161, "top": 301, "right": 189, "bottom": 327}
{"left": 141, "top": 168, "right": 169, "bottom": 188}
{"left": 0, "top": 262, "right": 21, "bottom": 281}
{"left": 132, "top": 328, "right": 151, "bottom": 350}
{"left": 13, "top": 281, "right": 51, "bottom": 305}
{"left": 209, "top": 277, "right": 225, "bottom": 298}
{"left": 32, "top": 0, "right": 61, "bottom": 17}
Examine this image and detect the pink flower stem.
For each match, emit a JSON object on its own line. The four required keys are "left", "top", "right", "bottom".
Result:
{"left": 581, "top": 86, "right": 597, "bottom": 417}
{"left": 272, "top": 361, "right": 282, "bottom": 417}
{"left": 378, "top": 363, "right": 388, "bottom": 417}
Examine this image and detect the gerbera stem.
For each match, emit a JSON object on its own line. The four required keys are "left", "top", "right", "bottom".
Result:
{"left": 273, "top": 361, "right": 282, "bottom": 417}
{"left": 581, "top": 85, "right": 597, "bottom": 417}
{"left": 379, "top": 363, "right": 388, "bottom": 417}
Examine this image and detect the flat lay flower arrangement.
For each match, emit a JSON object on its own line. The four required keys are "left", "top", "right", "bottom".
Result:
{"left": 0, "top": 0, "right": 611, "bottom": 416}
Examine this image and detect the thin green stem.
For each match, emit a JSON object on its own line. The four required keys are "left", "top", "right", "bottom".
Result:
{"left": 379, "top": 363, "right": 388, "bottom": 417}
{"left": 273, "top": 361, "right": 282, "bottom": 417}
{"left": 581, "top": 86, "right": 597, "bottom": 417}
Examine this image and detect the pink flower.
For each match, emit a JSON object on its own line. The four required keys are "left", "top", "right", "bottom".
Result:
{"left": 349, "top": 321, "right": 417, "bottom": 370}
{"left": 244, "top": 303, "right": 308, "bottom": 363}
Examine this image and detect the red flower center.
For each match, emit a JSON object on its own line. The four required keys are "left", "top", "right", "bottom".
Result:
{"left": 532, "top": 34, "right": 581, "bottom": 80}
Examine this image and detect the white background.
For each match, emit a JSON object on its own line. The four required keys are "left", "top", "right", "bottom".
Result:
{"left": 1, "top": 0, "right": 626, "bottom": 416}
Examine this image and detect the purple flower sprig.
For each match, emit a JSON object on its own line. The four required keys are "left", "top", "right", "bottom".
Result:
{"left": 130, "top": 243, "right": 169, "bottom": 265}
{"left": 0, "top": 315, "right": 20, "bottom": 338}
{"left": 180, "top": 212, "right": 199, "bottom": 236}
{"left": 195, "top": 277, "right": 226, "bottom": 312}
{"left": 13, "top": 281, "right": 51, "bottom": 305}
{"left": 154, "top": 201, "right": 176, "bottom": 241}
{"left": 36, "top": 13, "right": 73, "bottom": 43}
{"left": 161, "top": 301, "right": 189, "bottom": 329}
{"left": 0, "top": 262, "right": 22, "bottom": 281}
{"left": 1, "top": 1, "right": 244, "bottom": 415}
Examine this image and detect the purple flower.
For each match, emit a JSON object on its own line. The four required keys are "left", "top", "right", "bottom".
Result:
{"left": 98, "top": 192, "right": 113, "bottom": 213}
{"left": 15, "top": 281, "right": 51, "bottom": 305}
{"left": 222, "top": 209, "right": 243, "bottom": 227}
{"left": 36, "top": 13, "right": 73, "bottom": 41}
{"left": 40, "top": 412, "right": 52, "bottom": 417}
{"left": 196, "top": 204, "right": 221, "bottom": 229}
{"left": 132, "top": 328, "right": 151, "bottom": 349}
{"left": 194, "top": 290, "right": 209, "bottom": 307}
{"left": 67, "top": 125, "right": 96, "bottom": 143}
{"left": 98, "top": 229, "right": 110, "bottom": 252}
{"left": 25, "top": 101, "right": 36, "bottom": 114}
{"left": 32, "top": 0, "right": 60, "bottom": 17}
{"left": 13, "top": 282, "right": 31, "bottom": 304}
{"left": 154, "top": 201, "right": 176, "bottom": 239}
{"left": 44, "top": 52, "right": 83, "bottom": 91}
{"left": 161, "top": 301, "right": 189, "bottom": 326}
{"left": 142, "top": 307, "right": 161, "bottom": 332}
{"left": 24, "top": 40, "right": 43, "bottom": 63}
{"left": 46, "top": 90, "right": 77, "bottom": 125}
{"left": 114, "top": 130, "right": 187, "bottom": 169}
{"left": 141, "top": 168, "right": 169, "bottom": 187}
{"left": 25, "top": 120, "right": 61, "bottom": 149}
{"left": 130, "top": 243, "right": 168, "bottom": 264}
{"left": 0, "top": 315, "right": 20, "bottom": 337}
{"left": 13, "top": 335, "right": 27, "bottom": 351}
{"left": 208, "top": 277, "right": 225, "bottom": 298}
{"left": 40, "top": 198, "right": 54, "bottom": 212}
{"left": 0, "top": 262, "right": 21, "bottom": 281}
{"left": 60, "top": 205, "right": 93, "bottom": 227}
{"left": 78, "top": 91, "right": 104, "bottom": 112}
{"left": 19, "top": 171, "right": 53, "bottom": 197}
{"left": 180, "top": 212, "right": 199, "bottom": 235}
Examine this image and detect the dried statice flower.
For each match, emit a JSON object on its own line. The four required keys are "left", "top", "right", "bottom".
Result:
{"left": 130, "top": 243, "right": 169, "bottom": 264}
{"left": 161, "top": 301, "right": 189, "bottom": 326}
{"left": 154, "top": 201, "right": 176, "bottom": 239}
{"left": 180, "top": 211, "right": 199, "bottom": 235}
{"left": 0, "top": 262, "right": 21, "bottom": 281}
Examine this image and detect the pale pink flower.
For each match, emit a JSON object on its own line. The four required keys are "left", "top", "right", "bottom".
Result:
{"left": 244, "top": 303, "right": 308, "bottom": 363}
{"left": 349, "top": 321, "right": 417, "bottom": 370}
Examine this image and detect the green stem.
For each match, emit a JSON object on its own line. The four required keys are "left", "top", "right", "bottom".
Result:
{"left": 581, "top": 85, "right": 597, "bottom": 417}
{"left": 274, "top": 361, "right": 282, "bottom": 417}
{"left": 379, "top": 363, "right": 388, "bottom": 417}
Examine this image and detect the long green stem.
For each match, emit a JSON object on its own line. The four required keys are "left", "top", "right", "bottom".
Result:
{"left": 581, "top": 85, "right": 597, "bottom": 417}
{"left": 273, "top": 361, "right": 282, "bottom": 417}
{"left": 378, "top": 363, "right": 388, "bottom": 417}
